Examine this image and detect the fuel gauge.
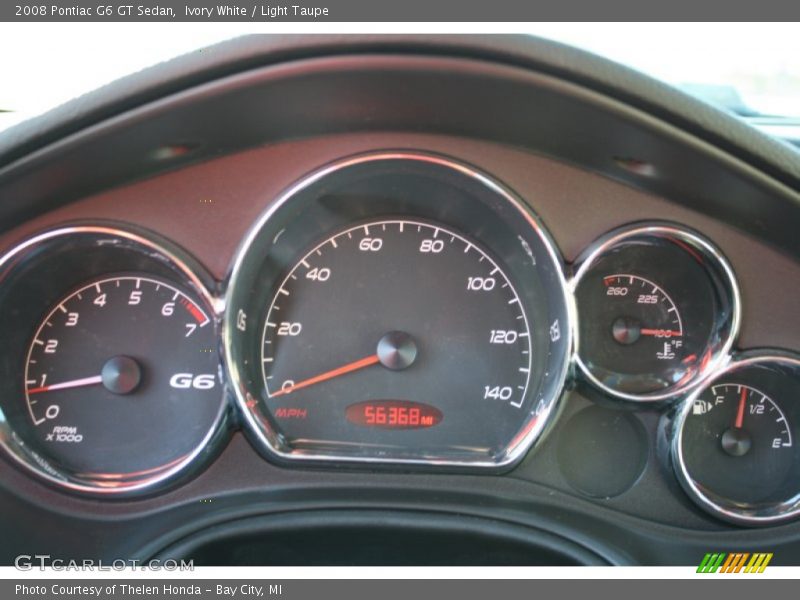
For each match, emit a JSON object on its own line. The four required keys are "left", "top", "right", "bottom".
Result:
{"left": 673, "top": 353, "right": 800, "bottom": 525}
{"left": 572, "top": 224, "right": 739, "bottom": 402}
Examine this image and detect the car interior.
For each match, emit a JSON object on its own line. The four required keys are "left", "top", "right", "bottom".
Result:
{"left": 1, "top": 34, "right": 799, "bottom": 566}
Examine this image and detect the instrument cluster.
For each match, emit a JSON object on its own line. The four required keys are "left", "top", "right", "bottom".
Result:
{"left": 0, "top": 151, "right": 797, "bottom": 527}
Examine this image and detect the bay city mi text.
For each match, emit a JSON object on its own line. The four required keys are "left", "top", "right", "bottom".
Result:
{"left": 16, "top": 584, "right": 282, "bottom": 597}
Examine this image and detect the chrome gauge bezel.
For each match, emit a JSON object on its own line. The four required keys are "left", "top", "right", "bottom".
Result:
{"left": 671, "top": 352, "right": 800, "bottom": 525}
{"left": 223, "top": 151, "right": 575, "bottom": 470}
{"left": 0, "top": 225, "right": 230, "bottom": 496}
{"left": 1, "top": 159, "right": 791, "bottom": 526}
{"left": 569, "top": 223, "right": 741, "bottom": 403}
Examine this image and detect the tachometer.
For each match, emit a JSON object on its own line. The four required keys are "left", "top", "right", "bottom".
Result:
{"left": 0, "top": 226, "right": 228, "bottom": 495}
{"left": 225, "top": 152, "right": 572, "bottom": 468}
{"left": 24, "top": 276, "right": 218, "bottom": 476}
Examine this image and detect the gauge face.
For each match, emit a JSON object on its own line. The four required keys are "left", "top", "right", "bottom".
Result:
{"left": 260, "top": 220, "right": 531, "bottom": 454}
{"left": 681, "top": 384, "right": 792, "bottom": 504}
{"left": 573, "top": 226, "right": 738, "bottom": 401}
{"left": 226, "top": 153, "right": 572, "bottom": 467}
{"left": 673, "top": 355, "right": 800, "bottom": 524}
{"left": 22, "top": 275, "right": 220, "bottom": 477}
{"left": 0, "top": 226, "right": 228, "bottom": 495}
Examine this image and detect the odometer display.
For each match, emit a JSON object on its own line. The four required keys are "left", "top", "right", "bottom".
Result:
{"left": 345, "top": 400, "right": 443, "bottom": 429}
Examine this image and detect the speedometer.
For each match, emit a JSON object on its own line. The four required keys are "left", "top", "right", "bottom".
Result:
{"left": 261, "top": 219, "right": 533, "bottom": 451}
{"left": 225, "top": 152, "right": 572, "bottom": 468}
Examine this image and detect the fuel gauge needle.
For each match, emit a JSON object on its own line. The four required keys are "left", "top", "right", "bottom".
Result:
{"left": 26, "top": 375, "right": 103, "bottom": 395}
{"left": 735, "top": 385, "right": 748, "bottom": 429}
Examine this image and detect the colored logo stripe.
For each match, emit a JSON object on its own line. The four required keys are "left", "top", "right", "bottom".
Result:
{"left": 697, "top": 553, "right": 726, "bottom": 573}
{"left": 721, "top": 553, "right": 749, "bottom": 573}
{"left": 697, "top": 552, "right": 772, "bottom": 573}
{"left": 745, "top": 553, "right": 773, "bottom": 573}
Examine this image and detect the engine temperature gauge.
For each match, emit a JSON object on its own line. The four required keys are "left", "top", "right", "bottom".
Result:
{"left": 603, "top": 274, "right": 684, "bottom": 358}
{"left": 572, "top": 224, "right": 739, "bottom": 402}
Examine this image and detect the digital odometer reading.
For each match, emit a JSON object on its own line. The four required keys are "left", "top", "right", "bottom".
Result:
{"left": 346, "top": 400, "right": 443, "bottom": 429}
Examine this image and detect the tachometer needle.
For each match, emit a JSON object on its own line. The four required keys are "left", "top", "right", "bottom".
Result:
{"left": 735, "top": 385, "right": 748, "bottom": 429}
{"left": 27, "top": 375, "right": 103, "bottom": 395}
{"left": 270, "top": 354, "right": 380, "bottom": 398}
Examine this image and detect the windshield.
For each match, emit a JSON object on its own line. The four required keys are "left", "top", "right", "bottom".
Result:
{"left": 532, "top": 23, "right": 800, "bottom": 121}
{"left": 1, "top": 23, "right": 798, "bottom": 138}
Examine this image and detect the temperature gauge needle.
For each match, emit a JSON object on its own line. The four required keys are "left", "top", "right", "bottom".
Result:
{"left": 735, "top": 386, "right": 748, "bottom": 429}
{"left": 611, "top": 318, "right": 682, "bottom": 345}
{"left": 270, "top": 355, "right": 380, "bottom": 398}
{"left": 640, "top": 329, "right": 683, "bottom": 337}
{"left": 27, "top": 375, "right": 103, "bottom": 395}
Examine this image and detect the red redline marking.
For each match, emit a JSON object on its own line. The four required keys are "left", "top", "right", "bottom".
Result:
{"left": 181, "top": 298, "right": 208, "bottom": 324}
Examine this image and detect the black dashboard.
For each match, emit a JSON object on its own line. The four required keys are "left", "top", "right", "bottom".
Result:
{"left": 1, "top": 34, "right": 800, "bottom": 566}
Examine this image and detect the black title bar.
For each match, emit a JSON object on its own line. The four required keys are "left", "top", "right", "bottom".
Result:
{"left": 4, "top": 0, "right": 800, "bottom": 21}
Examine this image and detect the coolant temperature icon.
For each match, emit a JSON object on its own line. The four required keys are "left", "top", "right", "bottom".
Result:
{"left": 657, "top": 340, "right": 681, "bottom": 360}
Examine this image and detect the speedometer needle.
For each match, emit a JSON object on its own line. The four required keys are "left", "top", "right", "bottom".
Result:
{"left": 270, "top": 355, "right": 381, "bottom": 398}
{"left": 27, "top": 375, "right": 103, "bottom": 395}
